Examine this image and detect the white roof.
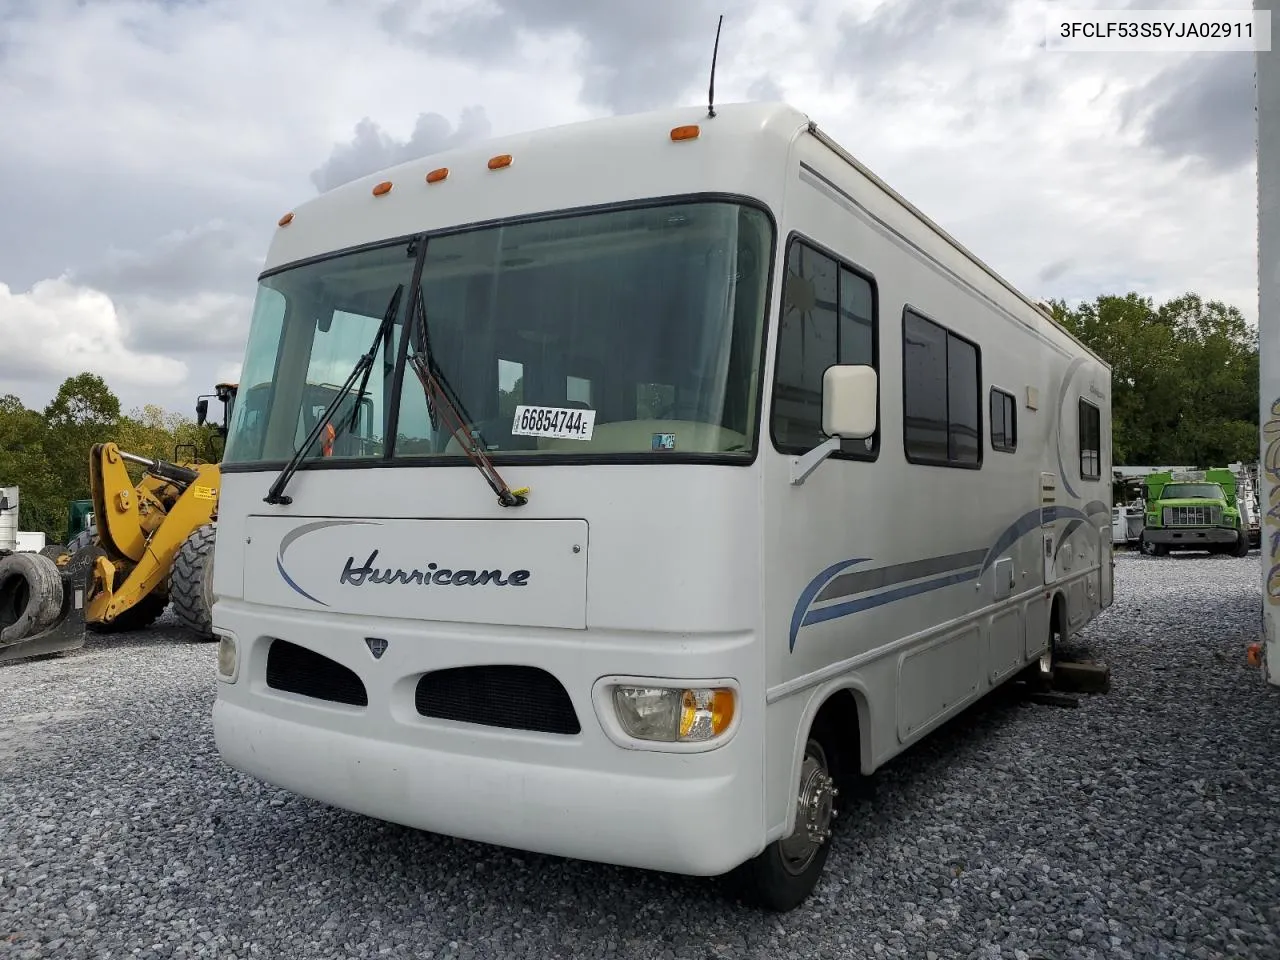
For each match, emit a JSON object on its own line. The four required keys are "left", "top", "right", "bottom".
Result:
{"left": 262, "top": 101, "right": 811, "bottom": 272}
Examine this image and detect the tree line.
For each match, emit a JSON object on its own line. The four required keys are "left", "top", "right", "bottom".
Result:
{"left": 0, "top": 291, "right": 1261, "bottom": 543}
{"left": 1049, "top": 292, "right": 1259, "bottom": 467}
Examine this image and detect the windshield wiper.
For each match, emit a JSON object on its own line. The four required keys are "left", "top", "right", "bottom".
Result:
{"left": 405, "top": 286, "right": 528, "bottom": 508}
{"left": 264, "top": 284, "right": 404, "bottom": 505}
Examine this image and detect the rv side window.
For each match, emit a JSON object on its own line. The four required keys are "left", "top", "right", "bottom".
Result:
{"left": 902, "top": 309, "right": 982, "bottom": 468}
{"left": 1079, "top": 398, "right": 1101, "bottom": 479}
{"left": 990, "top": 387, "right": 1017, "bottom": 453}
{"left": 770, "top": 237, "right": 878, "bottom": 459}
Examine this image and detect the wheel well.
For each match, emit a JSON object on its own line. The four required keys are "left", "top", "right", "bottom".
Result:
{"left": 811, "top": 688, "right": 865, "bottom": 780}
{"left": 1050, "top": 592, "right": 1067, "bottom": 642}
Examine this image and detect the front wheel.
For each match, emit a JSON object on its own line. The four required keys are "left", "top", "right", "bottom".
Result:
{"left": 728, "top": 725, "right": 841, "bottom": 912}
{"left": 1139, "top": 534, "right": 1166, "bottom": 557}
{"left": 171, "top": 524, "right": 217, "bottom": 640}
{"left": 1233, "top": 530, "right": 1251, "bottom": 557}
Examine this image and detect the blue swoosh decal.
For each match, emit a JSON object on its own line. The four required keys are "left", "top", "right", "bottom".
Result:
{"left": 789, "top": 557, "right": 872, "bottom": 652}
{"left": 791, "top": 499, "right": 1109, "bottom": 651}
{"left": 277, "top": 556, "right": 329, "bottom": 607}
{"left": 802, "top": 568, "right": 982, "bottom": 629}
{"left": 1054, "top": 355, "right": 1087, "bottom": 501}
{"left": 276, "top": 518, "right": 381, "bottom": 606}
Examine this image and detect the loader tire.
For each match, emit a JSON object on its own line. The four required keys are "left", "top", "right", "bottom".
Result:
{"left": 39, "top": 544, "right": 65, "bottom": 561}
{"left": 171, "top": 523, "right": 216, "bottom": 640}
{"left": 0, "top": 552, "right": 64, "bottom": 644}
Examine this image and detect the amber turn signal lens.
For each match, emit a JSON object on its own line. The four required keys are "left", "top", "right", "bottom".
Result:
{"left": 670, "top": 125, "right": 700, "bottom": 141}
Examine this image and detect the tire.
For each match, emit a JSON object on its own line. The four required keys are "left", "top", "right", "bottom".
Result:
{"left": 1233, "top": 530, "right": 1251, "bottom": 557}
{"left": 727, "top": 717, "right": 842, "bottom": 912}
{"left": 38, "top": 544, "right": 65, "bottom": 561}
{"left": 1139, "top": 534, "right": 1166, "bottom": 557}
{"left": 0, "top": 552, "right": 65, "bottom": 643}
{"left": 171, "top": 523, "right": 217, "bottom": 640}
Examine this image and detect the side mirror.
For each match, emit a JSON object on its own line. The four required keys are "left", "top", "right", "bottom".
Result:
{"left": 822, "top": 365, "right": 878, "bottom": 440}
{"left": 196, "top": 398, "right": 209, "bottom": 426}
{"left": 790, "top": 364, "right": 878, "bottom": 485}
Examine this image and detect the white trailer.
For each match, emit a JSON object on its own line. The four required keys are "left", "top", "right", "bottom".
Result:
{"left": 210, "top": 101, "right": 1114, "bottom": 910}
{"left": 15, "top": 531, "right": 46, "bottom": 552}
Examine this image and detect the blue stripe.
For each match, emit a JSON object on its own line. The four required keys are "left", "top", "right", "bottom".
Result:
{"left": 788, "top": 501, "right": 1101, "bottom": 652}
{"left": 801, "top": 568, "right": 982, "bottom": 629}
{"left": 788, "top": 556, "right": 872, "bottom": 652}
{"left": 979, "top": 508, "right": 1047, "bottom": 575}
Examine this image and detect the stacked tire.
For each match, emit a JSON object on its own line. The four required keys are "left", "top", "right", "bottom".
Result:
{"left": 0, "top": 552, "right": 64, "bottom": 645}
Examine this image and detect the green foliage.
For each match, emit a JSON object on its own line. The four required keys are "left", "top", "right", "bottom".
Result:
{"left": 0, "top": 374, "right": 220, "bottom": 543}
{"left": 1049, "top": 291, "right": 1259, "bottom": 466}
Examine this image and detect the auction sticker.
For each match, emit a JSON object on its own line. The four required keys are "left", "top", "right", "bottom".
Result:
{"left": 511, "top": 405, "right": 596, "bottom": 441}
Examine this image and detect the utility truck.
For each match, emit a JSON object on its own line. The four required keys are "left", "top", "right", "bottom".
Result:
{"left": 1138, "top": 467, "right": 1252, "bottom": 557}
{"left": 210, "top": 101, "right": 1114, "bottom": 910}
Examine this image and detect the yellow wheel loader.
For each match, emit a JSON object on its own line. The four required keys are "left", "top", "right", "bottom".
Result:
{"left": 0, "top": 384, "right": 236, "bottom": 664}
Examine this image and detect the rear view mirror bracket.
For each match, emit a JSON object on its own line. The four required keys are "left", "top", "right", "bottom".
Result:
{"left": 790, "top": 437, "right": 841, "bottom": 485}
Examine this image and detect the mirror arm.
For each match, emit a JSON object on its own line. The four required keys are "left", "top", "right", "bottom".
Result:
{"left": 790, "top": 436, "right": 842, "bottom": 486}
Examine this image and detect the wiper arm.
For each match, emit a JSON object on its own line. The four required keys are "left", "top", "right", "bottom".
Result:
{"left": 264, "top": 284, "right": 404, "bottom": 505}
{"left": 405, "top": 286, "right": 528, "bottom": 508}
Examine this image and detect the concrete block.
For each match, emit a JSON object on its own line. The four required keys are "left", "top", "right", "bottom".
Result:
{"left": 1053, "top": 660, "right": 1111, "bottom": 694}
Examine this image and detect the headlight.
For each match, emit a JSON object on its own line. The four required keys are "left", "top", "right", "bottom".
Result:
{"left": 216, "top": 634, "right": 238, "bottom": 681}
{"left": 611, "top": 685, "right": 735, "bottom": 743}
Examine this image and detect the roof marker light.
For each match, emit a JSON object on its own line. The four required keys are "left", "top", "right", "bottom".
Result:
{"left": 488, "top": 154, "right": 512, "bottom": 170}
{"left": 372, "top": 181, "right": 393, "bottom": 196}
{"left": 670, "top": 125, "right": 700, "bottom": 141}
{"left": 278, "top": 212, "right": 294, "bottom": 226}
{"left": 426, "top": 167, "right": 449, "bottom": 184}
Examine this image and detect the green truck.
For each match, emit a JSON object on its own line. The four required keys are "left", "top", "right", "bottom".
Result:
{"left": 1139, "top": 468, "right": 1252, "bottom": 557}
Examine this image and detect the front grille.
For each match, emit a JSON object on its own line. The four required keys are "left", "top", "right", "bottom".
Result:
{"left": 1163, "top": 505, "right": 1221, "bottom": 527}
{"left": 415, "top": 665, "right": 580, "bottom": 735}
{"left": 266, "top": 638, "right": 368, "bottom": 707}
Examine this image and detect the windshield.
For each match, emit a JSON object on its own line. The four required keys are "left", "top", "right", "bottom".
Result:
{"left": 1160, "top": 483, "right": 1226, "bottom": 500}
{"left": 223, "top": 200, "right": 774, "bottom": 467}
{"left": 223, "top": 240, "right": 415, "bottom": 464}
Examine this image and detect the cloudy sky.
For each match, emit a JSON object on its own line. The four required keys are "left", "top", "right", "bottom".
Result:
{"left": 0, "top": 0, "right": 1260, "bottom": 417}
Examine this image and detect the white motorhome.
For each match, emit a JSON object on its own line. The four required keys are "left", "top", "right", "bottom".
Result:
{"left": 211, "top": 102, "right": 1114, "bottom": 910}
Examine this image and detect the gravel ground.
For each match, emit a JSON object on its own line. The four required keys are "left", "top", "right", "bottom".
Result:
{"left": 2, "top": 551, "right": 1278, "bottom": 960}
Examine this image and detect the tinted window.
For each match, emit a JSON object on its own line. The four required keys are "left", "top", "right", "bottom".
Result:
{"left": 771, "top": 239, "right": 878, "bottom": 457}
{"left": 1079, "top": 398, "right": 1101, "bottom": 479}
{"left": 903, "top": 309, "right": 981, "bottom": 467}
{"left": 990, "top": 387, "right": 1017, "bottom": 453}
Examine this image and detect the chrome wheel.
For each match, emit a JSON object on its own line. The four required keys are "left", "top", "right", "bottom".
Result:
{"left": 779, "top": 739, "right": 838, "bottom": 876}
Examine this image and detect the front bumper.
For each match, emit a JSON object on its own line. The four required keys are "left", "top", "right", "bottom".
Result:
{"left": 1143, "top": 526, "right": 1239, "bottom": 546}
{"left": 210, "top": 602, "right": 764, "bottom": 877}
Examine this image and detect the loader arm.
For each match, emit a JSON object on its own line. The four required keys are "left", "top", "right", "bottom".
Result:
{"left": 83, "top": 442, "right": 222, "bottom": 627}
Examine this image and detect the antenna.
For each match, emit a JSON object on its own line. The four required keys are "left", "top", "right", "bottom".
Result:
{"left": 707, "top": 14, "right": 724, "bottom": 118}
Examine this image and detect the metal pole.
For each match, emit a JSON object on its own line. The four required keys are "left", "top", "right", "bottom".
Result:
{"left": 1258, "top": 0, "right": 1280, "bottom": 686}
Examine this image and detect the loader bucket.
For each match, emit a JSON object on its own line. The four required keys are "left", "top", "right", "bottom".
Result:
{"left": 0, "top": 549, "right": 91, "bottom": 665}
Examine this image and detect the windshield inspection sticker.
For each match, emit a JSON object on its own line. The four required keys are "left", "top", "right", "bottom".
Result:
{"left": 512, "top": 405, "right": 596, "bottom": 441}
